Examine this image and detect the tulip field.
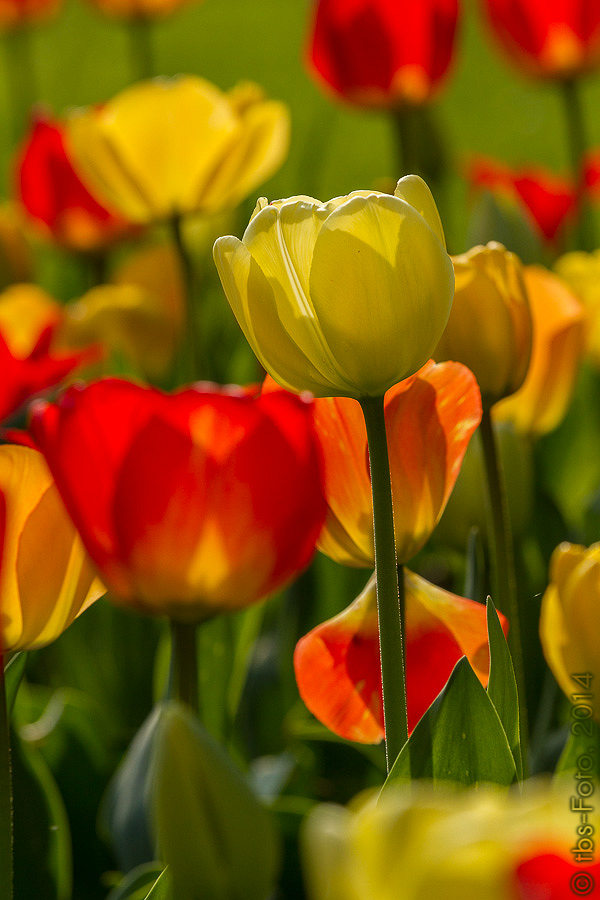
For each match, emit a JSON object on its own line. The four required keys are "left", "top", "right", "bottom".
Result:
{"left": 5, "top": 0, "right": 600, "bottom": 898}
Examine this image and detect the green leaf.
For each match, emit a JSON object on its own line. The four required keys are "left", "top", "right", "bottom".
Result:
{"left": 152, "top": 701, "right": 280, "bottom": 900}
{"left": 4, "top": 653, "right": 26, "bottom": 715}
{"left": 12, "top": 730, "right": 72, "bottom": 900}
{"left": 486, "top": 598, "right": 523, "bottom": 780}
{"left": 383, "top": 657, "right": 516, "bottom": 791}
{"left": 106, "top": 863, "right": 170, "bottom": 900}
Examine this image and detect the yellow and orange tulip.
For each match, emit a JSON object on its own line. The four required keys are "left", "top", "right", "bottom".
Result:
{"left": 554, "top": 249, "right": 600, "bottom": 369}
{"left": 1, "top": 444, "right": 104, "bottom": 651}
{"left": 66, "top": 77, "right": 290, "bottom": 225}
{"left": 494, "top": 265, "right": 585, "bottom": 436}
{"left": 434, "top": 242, "right": 532, "bottom": 407}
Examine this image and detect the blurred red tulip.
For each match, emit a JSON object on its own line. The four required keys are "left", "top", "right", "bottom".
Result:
{"left": 30, "top": 379, "right": 327, "bottom": 621}
{"left": 468, "top": 156, "right": 577, "bottom": 243}
{"left": 514, "top": 853, "right": 600, "bottom": 899}
{"left": 0, "top": 325, "right": 92, "bottom": 424}
{"left": 16, "top": 114, "right": 133, "bottom": 252}
{"left": 0, "top": 0, "right": 61, "bottom": 28}
{"left": 306, "top": 360, "right": 481, "bottom": 567}
{"left": 307, "top": 0, "right": 459, "bottom": 107}
{"left": 295, "top": 569, "right": 502, "bottom": 742}
{"left": 483, "top": 0, "right": 600, "bottom": 79}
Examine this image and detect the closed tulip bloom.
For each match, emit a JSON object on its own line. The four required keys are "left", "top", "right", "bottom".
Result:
{"left": 304, "top": 359, "right": 481, "bottom": 566}
{"left": 434, "top": 242, "right": 532, "bottom": 406}
{"left": 17, "top": 114, "right": 132, "bottom": 252}
{"left": 308, "top": 0, "right": 459, "bottom": 107}
{"left": 303, "top": 782, "right": 586, "bottom": 900}
{"left": 66, "top": 77, "right": 290, "bottom": 225}
{"left": 540, "top": 542, "right": 600, "bottom": 719}
{"left": 30, "top": 379, "right": 326, "bottom": 621}
{"left": 494, "top": 266, "right": 585, "bottom": 436}
{"left": 554, "top": 249, "right": 600, "bottom": 368}
{"left": 214, "top": 176, "right": 454, "bottom": 399}
{"left": 295, "top": 569, "right": 504, "bottom": 742}
{"left": 483, "top": 0, "right": 600, "bottom": 80}
{"left": 1, "top": 444, "right": 104, "bottom": 651}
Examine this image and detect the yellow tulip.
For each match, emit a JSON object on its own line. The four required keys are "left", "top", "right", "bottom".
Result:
{"left": 493, "top": 266, "right": 585, "bottom": 436}
{"left": 0, "top": 284, "right": 61, "bottom": 356}
{"left": 303, "top": 782, "right": 578, "bottom": 900}
{"left": 554, "top": 249, "right": 600, "bottom": 368}
{"left": 61, "top": 243, "right": 185, "bottom": 378}
{"left": 1, "top": 445, "right": 104, "bottom": 651}
{"left": 540, "top": 542, "right": 600, "bottom": 719}
{"left": 434, "top": 242, "right": 532, "bottom": 407}
{"left": 213, "top": 175, "right": 454, "bottom": 399}
{"left": 66, "top": 77, "right": 290, "bottom": 224}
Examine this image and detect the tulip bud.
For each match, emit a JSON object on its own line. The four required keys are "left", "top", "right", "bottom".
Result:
{"left": 214, "top": 175, "right": 454, "bottom": 399}
{"left": 540, "top": 542, "right": 600, "bottom": 719}
{"left": 434, "top": 242, "right": 532, "bottom": 407}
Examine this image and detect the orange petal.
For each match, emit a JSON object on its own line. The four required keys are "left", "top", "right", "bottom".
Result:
{"left": 294, "top": 568, "right": 501, "bottom": 743}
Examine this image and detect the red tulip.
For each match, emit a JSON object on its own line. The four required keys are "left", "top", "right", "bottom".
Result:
{"left": 514, "top": 853, "right": 600, "bottom": 899}
{"left": 0, "top": 325, "right": 92, "bottom": 424}
{"left": 294, "top": 569, "right": 503, "bottom": 742}
{"left": 307, "top": 0, "right": 459, "bottom": 107}
{"left": 16, "top": 114, "right": 132, "bottom": 252}
{"left": 483, "top": 0, "right": 600, "bottom": 79}
{"left": 30, "top": 378, "right": 327, "bottom": 620}
{"left": 0, "top": 0, "right": 61, "bottom": 28}
{"left": 468, "top": 156, "right": 577, "bottom": 244}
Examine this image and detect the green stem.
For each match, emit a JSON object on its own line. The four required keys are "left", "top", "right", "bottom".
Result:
{"left": 3, "top": 25, "right": 37, "bottom": 145}
{"left": 170, "top": 214, "right": 202, "bottom": 382}
{"left": 479, "top": 408, "right": 529, "bottom": 774}
{"left": 560, "top": 78, "right": 595, "bottom": 250}
{"left": 360, "top": 395, "right": 408, "bottom": 771}
{"left": 127, "top": 17, "right": 155, "bottom": 81}
{"left": 0, "top": 655, "right": 13, "bottom": 900}
{"left": 170, "top": 621, "right": 200, "bottom": 714}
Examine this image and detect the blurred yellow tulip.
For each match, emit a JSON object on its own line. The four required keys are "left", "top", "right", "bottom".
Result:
{"left": 434, "top": 242, "right": 532, "bottom": 407}
{"left": 540, "top": 542, "right": 600, "bottom": 719}
{"left": 62, "top": 243, "right": 185, "bottom": 378}
{"left": 0, "top": 284, "right": 61, "bottom": 356}
{"left": 1, "top": 444, "right": 104, "bottom": 651}
{"left": 0, "top": 205, "right": 32, "bottom": 290}
{"left": 303, "top": 782, "right": 579, "bottom": 900}
{"left": 494, "top": 266, "right": 585, "bottom": 436}
{"left": 66, "top": 77, "right": 290, "bottom": 224}
{"left": 214, "top": 175, "right": 454, "bottom": 399}
{"left": 554, "top": 249, "right": 600, "bottom": 369}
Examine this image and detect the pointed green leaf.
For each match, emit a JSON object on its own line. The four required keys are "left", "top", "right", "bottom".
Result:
{"left": 152, "top": 701, "right": 280, "bottom": 900}
{"left": 383, "top": 657, "right": 516, "bottom": 791}
{"left": 486, "top": 598, "right": 523, "bottom": 780}
{"left": 106, "top": 863, "right": 170, "bottom": 900}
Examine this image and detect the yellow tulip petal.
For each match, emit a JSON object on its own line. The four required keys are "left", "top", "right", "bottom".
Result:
{"left": 309, "top": 193, "right": 454, "bottom": 396}
{"left": 0, "top": 284, "right": 62, "bottom": 356}
{"left": 213, "top": 235, "right": 339, "bottom": 396}
{"left": 394, "top": 174, "right": 446, "bottom": 248}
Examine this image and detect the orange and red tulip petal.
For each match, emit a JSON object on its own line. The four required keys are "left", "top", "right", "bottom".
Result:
{"left": 513, "top": 853, "right": 600, "bottom": 899}
{"left": 294, "top": 569, "right": 502, "bottom": 743}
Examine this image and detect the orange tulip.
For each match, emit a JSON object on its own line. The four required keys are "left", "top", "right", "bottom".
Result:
{"left": 309, "top": 360, "right": 482, "bottom": 567}
{"left": 295, "top": 569, "right": 502, "bottom": 742}
{"left": 0, "top": 444, "right": 104, "bottom": 651}
{"left": 494, "top": 266, "right": 585, "bottom": 436}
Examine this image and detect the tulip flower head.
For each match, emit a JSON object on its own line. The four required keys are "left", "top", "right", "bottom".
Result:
{"left": 17, "top": 114, "right": 132, "bottom": 252}
{"left": 214, "top": 175, "right": 454, "bottom": 400}
{"left": 66, "top": 77, "right": 290, "bottom": 225}
{"left": 0, "top": 444, "right": 104, "bottom": 651}
{"left": 305, "top": 359, "right": 481, "bottom": 566}
{"left": 554, "top": 249, "right": 600, "bottom": 369}
{"left": 434, "top": 242, "right": 533, "bottom": 407}
{"left": 0, "top": 0, "right": 61, "bottom": 28}
{"left": 540, "top": 542, "right": 600, "bottom": 720}
{"left": 295, "top": 569, "right": 502, "bottom": 742}
{"left": 308, "top": 0, "right": 459, "bottom": 107}
{"left": 303, "top": 782, "right": 590, "bottom": 900}
{"left": 483, "top": 0, "right": 600, "bottom": 80}
{"left": 493, "top": 266, "right": 585, "bottom": 436}
{"left": 30, "top": 379, "right": 326, "bottom": 621}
